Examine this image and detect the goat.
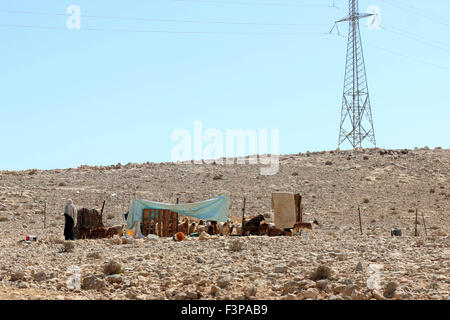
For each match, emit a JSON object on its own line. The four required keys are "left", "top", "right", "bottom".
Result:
{"left": 106, "top": 224, "right": 125, "bottom": 238}
{"left": 78, "top": 227, "right": 91, "bottom": 239}
{"left": 207, "top": 221, "right": 220, "bottom": 235}
{"left": 178, "top": 217, "right": 190, "bottom": 235}
{"left": 292, "top": 222, "right": 313, "bottom": 232}
{"left": 89, "top": 227, "right": 108, "bottom": 239}
{"left": 243, "top": 214, "right": 265, "bottom": 235}
{"left": 221, "top": 221, "right": 234, "bottom": 236}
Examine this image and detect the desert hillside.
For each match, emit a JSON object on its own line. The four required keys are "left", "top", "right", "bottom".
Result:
{"left": 0, "top": 147, "right": 448, "bottom": 300}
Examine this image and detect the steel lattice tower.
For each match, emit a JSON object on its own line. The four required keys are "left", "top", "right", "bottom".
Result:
{"left": 337, "top": 0, "right": 376, "bottom": 149}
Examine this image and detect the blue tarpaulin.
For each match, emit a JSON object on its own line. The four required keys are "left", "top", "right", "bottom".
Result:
{"left": 126, "top": 196, "right": 230, "bottom": 230}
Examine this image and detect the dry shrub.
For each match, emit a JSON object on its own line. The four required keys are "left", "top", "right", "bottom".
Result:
{"left": 229, "top": 240, "right": 245, "bottom": 252}
{"left": 0, "top": 216, "right": 9, "bottom": 222}
{"left": 62, "top": 241, "right": 75, "bottom": 253}
{"left": 310, "top": 265, "right": 332, "bottom": 281}
{"left": 107, "top": 214, "right": 114, "bottom": 220}
{"left": 103, "top": 260, "right": 122, "bottom": 275}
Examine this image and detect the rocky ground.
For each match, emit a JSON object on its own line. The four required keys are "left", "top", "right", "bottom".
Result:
{"left": 0, "top": 147, "right": 448, "bottom": 300}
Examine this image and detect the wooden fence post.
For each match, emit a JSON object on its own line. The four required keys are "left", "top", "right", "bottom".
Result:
{"left": 358, "top": 206, "right": 363, "bottom": 235}
{"left": 414, "top": 208, "right": 419, "bottom": 236}
{"left": 241, "top": 197, "right": 246, "bottom": 236}
{"left": 43, "top": 201, "right": 47, "bottom": 229}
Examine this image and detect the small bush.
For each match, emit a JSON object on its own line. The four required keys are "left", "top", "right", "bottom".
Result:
{"left": 62, "top": 241, "right": 75, "bottom": 253}
{"left": 103, "top": 260, "right": 122, "bottom": 275}
{"left": 229, "top": 240, "right": 245, "bottom": 252}
{"left": 0, "top": 217, "right": 9, "bottom": 222}
{"left": 310, "top": 265, "right": 332, "bottom": 281}
{"left": 107, "top": 214, "right": 114, "bottom": 220}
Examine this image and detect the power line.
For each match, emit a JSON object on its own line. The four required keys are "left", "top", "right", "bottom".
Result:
{"left": 388, "top": 0, "right": 450, "bottom": 24}
{"left": 382, "top": 25, "right": 450, "bottom": 54}
{"left": 0, "top": 23, "right": 335, "bottom": 36}
{"left": 0, "top": 9, "right": 329, "bottom": 27}
{"left": 366, "top": 42, "right": 450, "bottom": 72}
{"left": 379, "top": 0, "right": 450, "bottom": 28}
{"left": 172, "top": 0, "right": 331, "bottom": 7}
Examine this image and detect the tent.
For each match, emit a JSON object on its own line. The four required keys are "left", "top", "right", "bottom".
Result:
{"left": 126, "top": 196, "right": 230, "bottom": 230}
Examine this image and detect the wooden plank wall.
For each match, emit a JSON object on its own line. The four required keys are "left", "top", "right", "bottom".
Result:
{"left": 142, "top": 209, "right": 178, "bottom": 237}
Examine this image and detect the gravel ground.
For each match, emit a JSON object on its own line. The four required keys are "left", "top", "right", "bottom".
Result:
{"left": 0, "top": 147, "right": 448, "bottom": 300}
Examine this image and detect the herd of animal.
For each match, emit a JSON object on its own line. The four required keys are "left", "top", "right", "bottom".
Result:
{"left": 176, "top": 214, "right": 319, "bottom": 237}
{"left": 76, "top": 210, "right": 318, "bottom": 240}
{"left": 78, "top": 224, "right": 125, "bottom": 239}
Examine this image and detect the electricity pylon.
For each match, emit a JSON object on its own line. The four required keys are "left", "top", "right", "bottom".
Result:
{"left": 335, "top": 0, "right": 376, "bottom": 149}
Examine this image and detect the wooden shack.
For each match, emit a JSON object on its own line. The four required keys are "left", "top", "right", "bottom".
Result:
{"left": 74, "top": 208, "right": 104, "bottom": 240}
{"left": 271, "top": 193, "right": 302, "bottom": 229}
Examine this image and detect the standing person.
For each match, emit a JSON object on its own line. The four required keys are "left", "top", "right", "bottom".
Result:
{"left": 64, "top": 199, "right": 77, "bottom": 240}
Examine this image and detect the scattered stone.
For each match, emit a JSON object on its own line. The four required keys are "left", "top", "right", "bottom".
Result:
{"left": 302, "top": 288, "right": 319, "bottom": 299}
{"left": 282, "top": 281, "right": 298, "bottom": 295}
{"left": 355, "top": 261, "right": 364, "bottom": 272}
{"left": 32, "top": 271, "right": 46, "bottom": 282}
{"left": 274, "top": 264, "right": 288, "bottom": 273}
{"left": 316, "top": 279, "right": 330, "bottom": 290}
{"left": 87, "top": 252, "right": 102, "bottom": 259}
{"left": 216, "top": 276, "right": 231, "bottom": 288}
{"left": 343, "top": 284, "right": 357, "bottom": 297}
{"left": 106, "top": 274, "right": 123, "bottom": 284}
{"left": 186, "top": 291, "right": 199, "bottom": 300}
{"left": 82, "top": 275, "right": 105, "bottom": 291}
{"left": 125, "top": 291, "right": 138, "bottom": 299}
{"left": 199, "top": 232, "right": 211, "bottom": 241}
{"left": 372, "top": 290, "right": 385, "bottom": 300}
{"left": 333, "top": 284, "right": 346, "bottom": 294}
{"left": 10, "top": 271, "right": 25, "bottom": 282}
{"left": 329, "top": 295, "right": 344, "bottom": 300}
{"left": 210, "top": 286, "right": 220, "bottom": 296}
{"left": 196, "top": 257, "right": 206, "bottom": 263}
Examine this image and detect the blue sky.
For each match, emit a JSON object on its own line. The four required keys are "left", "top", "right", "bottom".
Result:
{"left": 0, "top": 0, "right": 449, "bottom": 170}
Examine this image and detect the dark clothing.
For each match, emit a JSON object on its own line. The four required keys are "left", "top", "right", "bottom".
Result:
{"left": 64, "top": 214, "right": 75, "bottom": 240}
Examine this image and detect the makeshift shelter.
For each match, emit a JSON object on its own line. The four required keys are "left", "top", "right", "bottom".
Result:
{"left": 271, "top": 193, "right": 302, "bottom": 229}
{"left": 126, "top": 196, "right": 230, "bottom": 237}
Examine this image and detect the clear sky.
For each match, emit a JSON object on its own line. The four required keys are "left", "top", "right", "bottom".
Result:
{"left": 0, "top": 0, "right": 449, "bottom": 170}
